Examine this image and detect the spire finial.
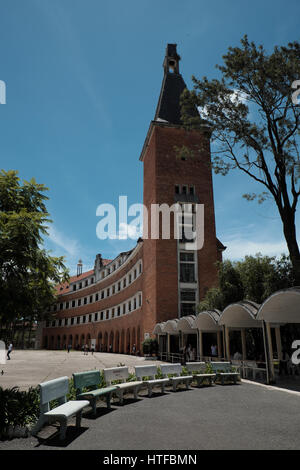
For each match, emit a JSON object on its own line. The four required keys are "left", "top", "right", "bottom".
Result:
{"left": 163, "top": 44, "right": 181, "bottom": 74}
{"left": 77, "top": 259, "right": 83, "bottom": 276}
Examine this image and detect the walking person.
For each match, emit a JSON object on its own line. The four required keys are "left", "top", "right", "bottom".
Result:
{"left": 7, "top": 343, "right": 13, "bottom": 360}
{"left": 67, "top": 344, "right": 72, "bottom": 353}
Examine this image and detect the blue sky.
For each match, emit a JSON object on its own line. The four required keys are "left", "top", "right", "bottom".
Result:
{"left": 0, "top": 0, "right": 299, "bottom": 274}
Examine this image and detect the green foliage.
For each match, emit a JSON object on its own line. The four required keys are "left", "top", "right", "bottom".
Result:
{"left": 0, "top": 169, "right": 69, "bottom": 331}
{"left": 155, "top": 367, "right": 163, "bottom": 379}
{"left": 181, "top": 366, "right": 189, "bottom": 376}
{"left": 180, "top": 36, "right": 300, "bottom": 283}
{"left": 142, "top": 338, "right": 158, "bottom": 355}
{"left": 0, "top": 386, "right": 40, "bottom": 436}
{"left": 205, "top": 363, "right": 213, "bottom": 374}
{"left": 198, "top": 254, "right": 295, "bottom": 311}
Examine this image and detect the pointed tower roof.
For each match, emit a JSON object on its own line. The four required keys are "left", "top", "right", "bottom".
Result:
{"left": 154, "top": 44, "right": 199, "bottom": 125}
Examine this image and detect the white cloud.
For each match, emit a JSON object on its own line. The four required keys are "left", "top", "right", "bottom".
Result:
{"left": 47, "top": 226, "right": 80, "bottom": 257}
{"left": 223, "top": 237, "right": 288, "bottom": 260}
{"left": 117, "top": 222, "right": 142, "bottom": 240}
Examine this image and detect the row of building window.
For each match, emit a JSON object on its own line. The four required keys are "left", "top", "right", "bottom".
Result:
{"left": 53, "top": 261, "right": 142, "bottom": 312}
{"left": 69, "top": 254, "right": 131, "bottom": 293}
{"left": 99, "top": 254, "right": 130, "bottom": 281}
{"left": 175, "top": 184, "right": 195, "bottom": 195}
{"left": 47, "top": 293, "right": 143, "bottom": 328}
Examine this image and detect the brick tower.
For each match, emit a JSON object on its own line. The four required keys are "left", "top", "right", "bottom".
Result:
{"left": 140, "top": 44, "right": 225, "bottom": 338}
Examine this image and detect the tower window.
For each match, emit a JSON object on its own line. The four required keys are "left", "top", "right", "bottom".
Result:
{"left": 190, "top": 186, "right": 195, "bottom": 195}
{"left": 175, "top": 185, "right": 180, "bottom": 194}
{"left": 182, "top": 185, "right": 187, "bottom": 195}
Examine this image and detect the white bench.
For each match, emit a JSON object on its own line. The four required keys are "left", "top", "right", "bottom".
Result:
{"left": 160, "top": 363, "right": 193, "bottom": 392}
{"left": 37, "top": 376, "right": 89, "bottom": 440}
{"left": 103, "top": 366, "right": 143, "bottom": 405}
{"left": 210, "top": 362, "right": 240, "bottom": 385}
{"left": 185, "top": 362, "right": 216, "bottom": 386}
{"left": 135, "top": 365, "right": 169, "bottom": 397}
{"left": 242, "top": 361, "right": 266, "bottom": 380}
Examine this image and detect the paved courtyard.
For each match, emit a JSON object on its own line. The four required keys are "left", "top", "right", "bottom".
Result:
{"left": 1, "top": 350, "right": 300, "bottom": 450}
{"left": 0, "top": 349, "right": 160, "bottom": 390}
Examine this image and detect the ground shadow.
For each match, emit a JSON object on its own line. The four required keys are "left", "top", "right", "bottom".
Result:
{"left": 82, "top": 406, "right": 117, "bottom": 420}
{"left": 34, "top": 425, "right": 88, "bottom": 448}
{"left": 112, "top": 397, "right": 143, "bottom": 406}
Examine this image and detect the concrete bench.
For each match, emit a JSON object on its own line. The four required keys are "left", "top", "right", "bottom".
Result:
{"left": 242, "top": 361, "right": 266, "bottom": 380}
{"left": 135, "top": 365, "right": 169, "bottom": 397}
{"left": 185, "top": 362, "right": 216, "bottom": 387}
{"left": 37, "top": 376, "right": 89, "bottom": 440}
{"left": 73, "top": 370, "right": 117, "bottom": 415}
{"left": 103, "top": 366, "right": 143, "bottom": 405}
{"left": 210, "top": 362, "right": 240, "bottom": 385}
{"left": 160, "top": 363, "right": 193, "bottom": 392}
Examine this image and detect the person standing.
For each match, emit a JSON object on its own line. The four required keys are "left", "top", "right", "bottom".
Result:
{"left": 67, "top": 344, "right": 72, "bottom": 353}
{"left": 7, "top": 343, "right": 13, "bottom": 360}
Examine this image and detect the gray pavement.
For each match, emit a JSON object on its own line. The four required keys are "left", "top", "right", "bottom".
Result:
{"left": 1, "top": 380, "right": 300, "bottom": 450}
{"left": 1, "top": 350, "right": 300, "bottom": 450}
{"left": 0, "top": 349, "right": 160, "bottom": 390}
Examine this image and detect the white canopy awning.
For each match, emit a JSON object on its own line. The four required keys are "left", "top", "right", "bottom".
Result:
{"left": 177, "top": 315, "right": 197, "bottom": 333}
{"left": 153, "top": 322, "right": 166, "bottom": 335}
{"left": 257, "top": 287, "right": 300, "bottom": 323}
{"left": 162, "top": 319, "right": 180, "bottom": 335}
{"left": 195, "top": 310, "right": 222, "bottom": 331}
{"left": 219, "top": 301, "right": 261, "bottom": 328}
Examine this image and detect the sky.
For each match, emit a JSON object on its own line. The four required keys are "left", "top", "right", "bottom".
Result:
{"left": 0, "top": 0, "right": 299, "bottom": 274}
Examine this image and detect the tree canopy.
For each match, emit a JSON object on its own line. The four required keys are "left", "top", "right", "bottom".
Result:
{"left": 198, "top": 254, "right": 295, "bottom": 312}
{"left": 0, "top": 170, "right": 69, "bottom": 331}
{"left": 181, "top": 36, "right": 300, "bottom": 283}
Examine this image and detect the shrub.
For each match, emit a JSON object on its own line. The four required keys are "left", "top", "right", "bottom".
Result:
{"left": 142, "top": 338, "right": 158, "bottom": 355}
{"left": 0, "top": 386, "right": 40, "bottom": 438}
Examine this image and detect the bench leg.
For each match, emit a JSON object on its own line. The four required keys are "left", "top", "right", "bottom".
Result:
{"left": 59, "top": 418, "right": 68, "bottom": 441}
{"left": 118, "top": 390, "right": 124, "bottom": 405}
{"left": 161, "top": 383, "right": 165, "bottom": 394}
{"left": 76, "top": 411, "right": 82, "bottom": 428}
{"left": 106, "top": 392, "right": 112, "bottom": 409}
{"left": 221, "top": 376, "right": 224, "bottom": 385}
{"left": 186, "top": 380, "right": 190, "bottom": 390}
{"left": 134, "top": 387, "right": 138, "bottom": 400}
{"left": 172, "top": 381, "right": 177, "bottom": 392}
{"left": 148, "top": 385, "right": 153, "bottom": 398}
{"left": 199, "top": 378, "right": 205, "bottom": 387}
{"left": 92, "top": 399, "right": 97, "bottom": 416}
{"left": 234, "top": 376, "right": 237, "bottom": 385}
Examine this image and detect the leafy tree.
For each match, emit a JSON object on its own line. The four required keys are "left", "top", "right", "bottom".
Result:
{"left": 199, "top": 260, "right": 244, "bottom": 311}
{"left": 0, "top": 170, "right": 69, "bottom": 340}
{"left": 180, "top": 36, "right": 300, "bottom": 283}
{"left": 198, "top": 254, "right": 295, "bottom": 312}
